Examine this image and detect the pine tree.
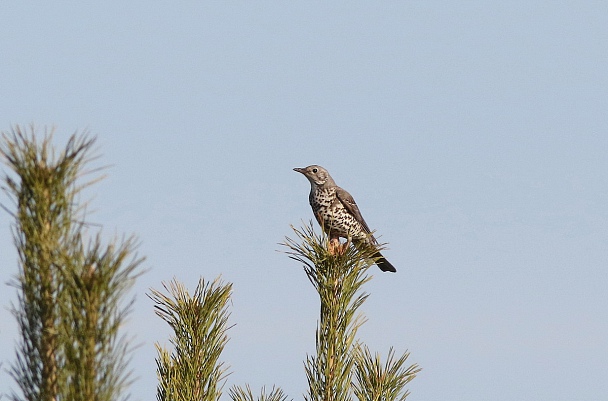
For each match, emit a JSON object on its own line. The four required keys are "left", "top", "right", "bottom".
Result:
{"left": 1, "top": 126, "right": 143, "bottom": 401}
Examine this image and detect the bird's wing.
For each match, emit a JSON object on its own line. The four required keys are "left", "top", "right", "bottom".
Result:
{"left": 335, "top": 186, "right": 374, "bottom": 235}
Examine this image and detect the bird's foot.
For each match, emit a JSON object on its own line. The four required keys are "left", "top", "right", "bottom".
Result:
{"left": 328, "top": 238, "right": 340, "bottom": 255}
{"left": 328, "top": 238, "right": 348, "bottom": 255}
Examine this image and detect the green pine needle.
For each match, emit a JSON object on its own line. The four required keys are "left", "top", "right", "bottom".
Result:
{"left": 149, "top": 277, "right": 233, "bottom": 401}
{"left": 229, "top": 385, "right": 291, "bottom": 401}
{"left": 353, "top": 346, "right": 421, "bottom": 401}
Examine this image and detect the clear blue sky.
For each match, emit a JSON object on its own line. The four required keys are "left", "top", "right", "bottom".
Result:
{"left": 1, "top": 2, "right": 607, "bottom": 400}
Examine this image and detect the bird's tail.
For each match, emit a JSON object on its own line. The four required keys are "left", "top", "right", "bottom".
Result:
{"left": 374, "top": 251, "right": 397, "bottom": 273}
{"left": 352, "top": 239, "right": 397, "bottom": 273}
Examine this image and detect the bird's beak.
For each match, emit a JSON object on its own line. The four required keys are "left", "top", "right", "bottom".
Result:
{"left": 293, "top": 167, "right": 306, "bottom": 174}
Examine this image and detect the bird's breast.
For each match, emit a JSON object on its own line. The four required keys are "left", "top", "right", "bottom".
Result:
{"left": 309, "top": 188, "right": 336, "bottom": 210}
{"left": 308, "top": 188, "right": 365, "bottom": 239}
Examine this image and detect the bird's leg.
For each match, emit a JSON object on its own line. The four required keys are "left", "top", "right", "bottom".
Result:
{"left": 328, "top": 235, "right": 341, "bottom": 255}
{"left": 328, "top": 236, "right": 350, "bottom": 256}
{"left": 341, "top": 236, "right": 351, "bottom": 255}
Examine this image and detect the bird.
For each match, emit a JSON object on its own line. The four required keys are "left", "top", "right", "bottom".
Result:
{"left": 293, "top": 165, "right": 396, "bottom": 272}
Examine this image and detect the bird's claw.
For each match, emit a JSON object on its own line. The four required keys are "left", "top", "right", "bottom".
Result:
{"left": 328, "top": 238, "right": 348, "bottom": 255}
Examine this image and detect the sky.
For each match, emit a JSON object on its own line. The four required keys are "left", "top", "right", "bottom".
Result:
{"left": 1, "top": 1, "right": 607, "bottom": 400}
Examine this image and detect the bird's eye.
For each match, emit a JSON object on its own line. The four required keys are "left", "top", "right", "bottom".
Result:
{"left": 312, "top": 168, "right": 318, "bottom": 173}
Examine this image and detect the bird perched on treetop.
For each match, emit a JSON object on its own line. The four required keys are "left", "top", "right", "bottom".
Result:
{"left": 293, "top": 165, "right": 397, "bottom": 273}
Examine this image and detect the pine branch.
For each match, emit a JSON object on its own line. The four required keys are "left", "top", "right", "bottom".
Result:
{"left": 283, "top": 223, "right": 377, "bottom": 401}
{"left": 58, "top": 233, "right": 144, "bottom": 401}
{"left": 229, "top": 385, "right": 290, "bottom": 401}
{"left": 149, "top": 277, "right": 233, "bottom": 401}
{"left": 1, "top": 126, "right": 95, "bottom": 401}
{"left": 352, "top": 346, "right": 421, "bottom": 401}
{"left": 1, "top": 125, "right": 143, "bottom": 401}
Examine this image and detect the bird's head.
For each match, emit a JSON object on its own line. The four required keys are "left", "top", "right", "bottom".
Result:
{"left": 293, "top": 165, "right": 335, "bottom": 188}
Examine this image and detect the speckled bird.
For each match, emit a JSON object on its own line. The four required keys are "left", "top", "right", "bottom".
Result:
{"left": 293, "top": 165, "right": 396, "bottom": 273}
